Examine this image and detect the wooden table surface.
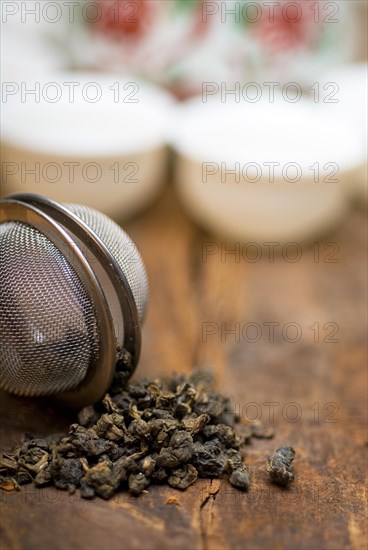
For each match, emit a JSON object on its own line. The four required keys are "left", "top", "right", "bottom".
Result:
{"left": 1, "top": 187, "right": 367, "bottom": 550}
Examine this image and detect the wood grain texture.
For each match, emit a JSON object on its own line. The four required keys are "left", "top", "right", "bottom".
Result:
{"left": 1, "top": 187, "right": 367, "bottom": 550}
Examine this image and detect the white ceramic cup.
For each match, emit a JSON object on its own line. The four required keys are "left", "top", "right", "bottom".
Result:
{"left": 321, "top": 63, "right": 368, "bottom": 205}
{"left": 1, "top": 73, "right": 174, "bottom": 220}
{"left": 170, "top": 94, "right": 366, "bottom": 243}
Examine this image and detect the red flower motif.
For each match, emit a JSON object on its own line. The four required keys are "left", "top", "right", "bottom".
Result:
{"left": 256, "top": 1, "right": 320, "bottom": 54}
{"left": 94, "top": 0, "right": 152, "bottom": 40}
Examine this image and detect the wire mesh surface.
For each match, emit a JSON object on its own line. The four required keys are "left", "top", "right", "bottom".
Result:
{"left": 0, "top": 221, "right": 99, "bottom": 396}
{"left": 65, "top": 204, "right": 148, "bottom": 323}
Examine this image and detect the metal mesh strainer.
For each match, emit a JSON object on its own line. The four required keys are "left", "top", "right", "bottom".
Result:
{"left": 0, "top": 221, "right": 99, "bottom": 395}
{"left": 0, "top": 194, "right": 148, "bottom": 406}
{"left": 65, "top": 204, "right": 148, "bottom": 324}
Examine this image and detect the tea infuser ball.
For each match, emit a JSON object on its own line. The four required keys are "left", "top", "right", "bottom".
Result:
{"left": 0, "top": 194, "right": 148, "bottom": 406}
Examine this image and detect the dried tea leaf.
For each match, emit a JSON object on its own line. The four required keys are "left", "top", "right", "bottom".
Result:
{"left": 181, "top": 414, "right": 210, "bottom": 435}
{"left": 0, "top": 369, "right": 291, "bottom": 500}
{"left": 128, "top": 472, "right": 149, "bottom": 496}
{"left": 267, "top": 445, "right": 296, "bottom": 486}
{"left": 229, "top": 464, "right": 250, "bottom": 491}
{"left": 168, "top": 464, "right": 198, "bottom": 490}
{"left": 157, "top": 431, "right": 194, "bottom": 468}
{"left": 192, "top": 441, "right": 227, "bottom": 477}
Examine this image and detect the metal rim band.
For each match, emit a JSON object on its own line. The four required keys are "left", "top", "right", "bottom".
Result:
{"left": 0, "top": 198, "right": 117, "bottom": 406}
{"left": 3, "top": 193, "right": 142, "bottom": 375}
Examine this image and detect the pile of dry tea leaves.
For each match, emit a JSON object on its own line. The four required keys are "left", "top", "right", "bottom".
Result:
{"left": 0, "top": 370, "right": 295, "bottom": 498}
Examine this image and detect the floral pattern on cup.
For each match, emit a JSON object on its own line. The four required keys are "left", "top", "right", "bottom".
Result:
{"left": 66, "top": 0, "right": 353, "bottom": 98}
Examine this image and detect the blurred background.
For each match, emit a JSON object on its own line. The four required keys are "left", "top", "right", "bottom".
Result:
{"left": 1, "top": 0, "right": 367, "bottom": 243}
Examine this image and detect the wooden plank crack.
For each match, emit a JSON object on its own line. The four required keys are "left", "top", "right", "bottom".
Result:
{"left": 199, "top": 479, "right": 221, "bottom": 550}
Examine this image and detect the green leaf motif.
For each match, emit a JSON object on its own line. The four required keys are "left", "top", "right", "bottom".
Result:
{"left": 173, "top": 0, "right": 200, "bottom": 14}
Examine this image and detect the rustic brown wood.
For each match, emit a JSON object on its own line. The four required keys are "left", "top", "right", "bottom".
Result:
{"left": 1, "top": 186, "right": 367, "bottom": 550}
